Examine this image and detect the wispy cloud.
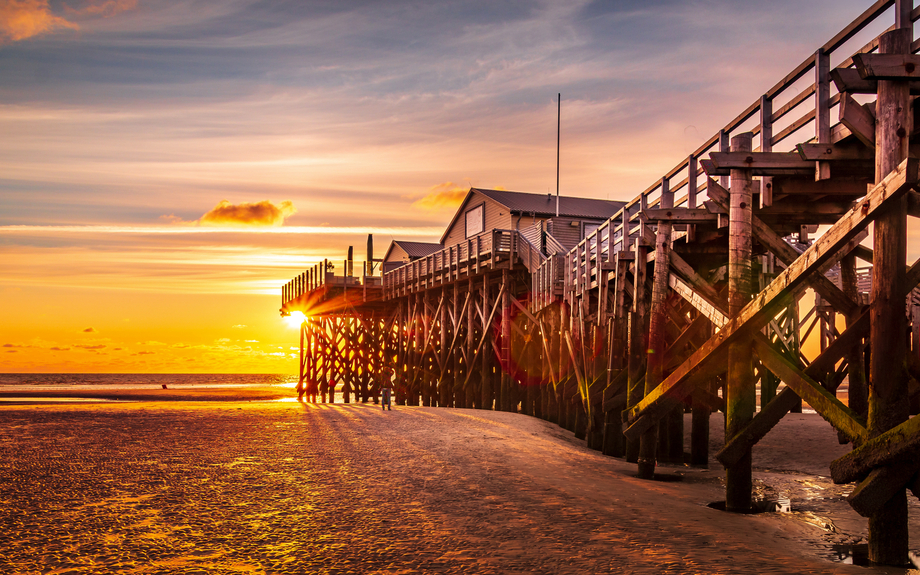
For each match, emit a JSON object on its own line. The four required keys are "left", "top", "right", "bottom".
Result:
{"left": 411, "top": 182, "right": 469, "bottom": 212}
{"left": 0, "top": 0, "right": 78, "bottom": 44}
{"left": 0, "top": 0, "right": 137, "bottom": 44}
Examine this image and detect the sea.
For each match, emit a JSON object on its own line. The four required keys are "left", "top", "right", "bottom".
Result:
{"left": 0, "top": 373, "right": 298, "bottom": 389}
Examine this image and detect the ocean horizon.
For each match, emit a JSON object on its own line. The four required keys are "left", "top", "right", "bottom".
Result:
{"left": 0, "top": 373, "right": 298, "bottom": 387}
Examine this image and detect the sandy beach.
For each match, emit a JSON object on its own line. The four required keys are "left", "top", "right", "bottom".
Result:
{"left": 0, "top": 387, "right": 918, "bottom": 574}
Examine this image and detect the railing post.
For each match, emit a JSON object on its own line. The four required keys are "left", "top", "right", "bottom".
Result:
{"left": 815, "top": 49, "right": 831, "bottom": 181}
{"left": 759, "top": 95, "right": 774, "bottom": 207}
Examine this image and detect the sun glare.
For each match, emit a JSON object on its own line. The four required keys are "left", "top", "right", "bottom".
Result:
{"left": 284, "top": 310, "right": 307, "bottom": 328}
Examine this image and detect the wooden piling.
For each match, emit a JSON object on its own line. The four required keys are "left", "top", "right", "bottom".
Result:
{"left": 639, "top": 178, "right": 674, "bottom": 478}
{"left": 626, "top": 241, "right": 649, "bottom": 464}
{"left": 725, "top": 132, "right": 755, "bottom": 512}
{"left": 867, "top": 26, "right": 911, "bottom": 567}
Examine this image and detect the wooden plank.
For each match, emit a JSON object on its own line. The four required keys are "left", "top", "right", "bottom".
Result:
{"left": 753, "top": 333, "right": 867, "bottom": 443}
{"left": 853, "top": 53, "right": 920, "bottom": 79}
{"left": 623, "top": 157, "right": 918, "bottom": 440}
{"left": 830, "top": 411, "right": 920, "bottom": 484}
{"left": 707, "top": 151, "right": 814, "bottom": 174}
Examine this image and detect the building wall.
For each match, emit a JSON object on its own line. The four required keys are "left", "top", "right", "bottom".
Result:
{"left": 547, "top": 217, "right": 607, "bottom": 251}
{"left": 442, "top": 192, "right": 513, "bottom": 249}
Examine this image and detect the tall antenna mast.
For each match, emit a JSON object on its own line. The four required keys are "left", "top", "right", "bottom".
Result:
{"left": 556, "top": 93, "right": 561, "bottom": 217}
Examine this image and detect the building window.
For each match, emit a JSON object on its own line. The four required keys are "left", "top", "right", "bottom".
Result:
{"left": 465, "top": 204, "right": 484, "bottom": 238}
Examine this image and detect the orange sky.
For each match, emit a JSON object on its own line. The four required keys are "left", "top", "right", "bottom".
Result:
{"left": 0, "top": 0, "right": 910, "bottom": 373}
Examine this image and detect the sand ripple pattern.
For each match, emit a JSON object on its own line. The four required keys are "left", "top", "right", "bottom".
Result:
{"left": 0, "top": 403, "right": 869, "bottom": 574}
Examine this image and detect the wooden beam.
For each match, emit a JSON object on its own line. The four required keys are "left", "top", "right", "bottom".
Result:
{"left": 853, "top": 53, "right": 920, "bottom": 80}
{"left": 771, "top": 176, "right": 872, "bottom": 196}
{"left": 668, "top": 274, "right": 727, "bottom": 328}
{"left": 703, "top": 152, "right": 814, "bottom": 176}
{"left": 830, "top": 410, "right": 920, "bottom": 484}
{"left": 831, "top": 66, "right": 920, "bottom": 95}
{"left": 796, "top": 143, "right": 875, "bottom": 161}
{"left": 752, "top": 333, "right": 867, "bottom": 443}
{"left": 831, "top": 67, "right": 880, "bottom": 94}
{"left": 839, "top": 92, "right": 876, "bottom": 148}
{"left": 847, "top": 464, "right": 920, "bottom": 517}
{"left": 642, "top": 208, "right": 719, "bottom": 223}
{"left": 623, "top": 157, "right": 918, "bottom": 440}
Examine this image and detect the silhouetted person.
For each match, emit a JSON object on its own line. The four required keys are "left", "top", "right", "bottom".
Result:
{"left": 381, "top": 369, "right": 393, "bottom": 411}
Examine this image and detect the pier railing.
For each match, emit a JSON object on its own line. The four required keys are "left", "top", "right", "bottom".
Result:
{"left": 531, "top": 0, "right": 915, "bottom": 312}
{"left": 382, "top": 229, "right": 546, "bottom": 298}
{"left": 282, "top": 259, "right": 332, "bottom": 309}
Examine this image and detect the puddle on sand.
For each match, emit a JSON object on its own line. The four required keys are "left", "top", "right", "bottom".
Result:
{"left": 706, "top": 497, "right": 792, "bottom": 514}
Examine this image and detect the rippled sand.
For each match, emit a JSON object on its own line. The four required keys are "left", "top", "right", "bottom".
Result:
{"left": 0, "top": 395, "right": 915, "bottom": 574}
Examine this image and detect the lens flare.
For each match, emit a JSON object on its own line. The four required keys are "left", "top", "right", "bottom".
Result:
{"left": 284, "top": 310, "right": 307, "bottom": 328}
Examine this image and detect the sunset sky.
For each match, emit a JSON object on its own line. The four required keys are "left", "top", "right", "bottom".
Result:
{"left": 0, "top": 0, "right": 895, "bottom": 373}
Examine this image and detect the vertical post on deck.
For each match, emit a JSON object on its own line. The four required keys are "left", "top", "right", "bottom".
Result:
{"left": 625, "top": 240, "right": 649, "bottom": 464}
{"left": 725, "top": 132, "right": 755, "bottom": 512}
{"left": 639, "top": 178, "right": 673, "bottom": 478}
{"left": 868, "top": 25, "right": 911, "bottom": 566}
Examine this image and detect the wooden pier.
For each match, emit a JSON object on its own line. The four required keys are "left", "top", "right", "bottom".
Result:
{"left": 282, "top": 1, "right": 920, "bottom": 566}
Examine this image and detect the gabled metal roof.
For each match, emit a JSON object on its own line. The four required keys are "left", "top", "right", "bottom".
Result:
{"left": 393, "top": 240, "right": 442, "bottom": 258}
{"left": 473, "top": 188, "right": 626, "bottom": 219}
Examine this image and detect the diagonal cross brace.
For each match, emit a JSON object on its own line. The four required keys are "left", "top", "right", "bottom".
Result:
{"left": 623, "top": 157, "right": 918, "bottom": 441}
{"left": 752, "top": 333, "right": 868, "bottom": 443}
{"left": 717, "top": 307, "right": 870, "bottom": 467}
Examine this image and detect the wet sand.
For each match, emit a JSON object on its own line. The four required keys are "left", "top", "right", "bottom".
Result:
{"left": 0, "top": 389, "right": 918, "bottom": 574}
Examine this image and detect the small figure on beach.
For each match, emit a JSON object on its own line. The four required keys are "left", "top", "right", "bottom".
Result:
{"left": 381, "top": 368, "right": 393, "bottom": 411}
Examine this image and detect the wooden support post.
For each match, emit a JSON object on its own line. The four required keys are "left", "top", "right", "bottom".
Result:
{"left": 726, "top": 132, "right": 755, "bottom": 513}
{"left": 603, "top": 317, "right": 626, "bottom": 457}
{"left": 867, "top": 26, "right": 911, "bottom": 567}
{"left": 440, "top": 287, "right": 449, "bottom": 407}
{"left": 481, "top": 274, "right": 493, "bottom": 410}
{"left": 639, "top": 178, "right": 673, "bottom": 478}
{"left": 452, "top": 282, "right": 461, "bottom": 408}
{"left": 297, "top": 319, "right": 306, "bottom": 398}
{"left": 466, "top": 279, "right": 477, "bottom": 408}
{"left": 560, "top": 302, "right": 573, "bottom": 430}
{"left": 412, "top": 294, "right": 423, "bottom": 406}
{"left": 841, "top": 254, "right": 868, "bottom": 419}
{"left": 501, "top": 269, "right": 513, "bottom": 412}
{"left": 625, "top": 241, "right": 649, "bottom": 464}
